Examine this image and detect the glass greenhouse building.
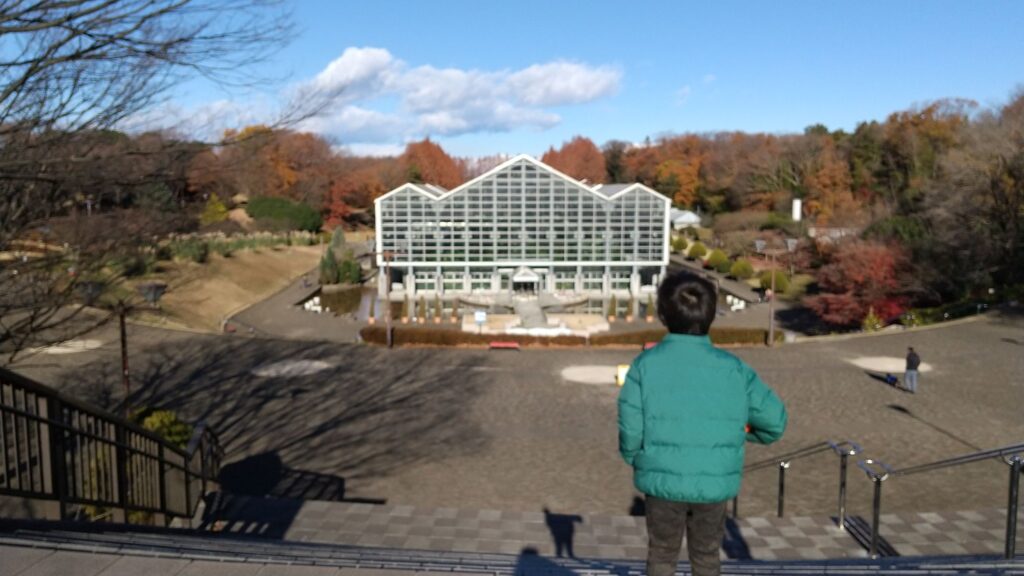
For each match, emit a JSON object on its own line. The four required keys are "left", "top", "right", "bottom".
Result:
{"left": 374, "top": 155, "right": 670, "bottom": 300}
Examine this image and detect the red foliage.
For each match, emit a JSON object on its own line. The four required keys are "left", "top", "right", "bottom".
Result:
{"left": 805, "top": 240, "right": 908, "bottom": 326}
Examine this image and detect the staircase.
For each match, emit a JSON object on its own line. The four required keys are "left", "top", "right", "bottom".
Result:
{"left": 2, "top": 522, "right": 1023, "bottom": 575}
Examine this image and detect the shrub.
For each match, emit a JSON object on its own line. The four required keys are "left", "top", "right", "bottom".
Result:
{"left": 759, "top": 270, "right": 790, "bottom": 293}
{"left": 706, "top": 249, "right": 731, "bottom": 273}
{"left": 329, "top": 228, "right": 347, "bottom": 252}
{"left": 339, "top": 259, "right": 361, "bottom": 284}
{"left": 688, "top": 241, "right": 707, "bottom": 260}
{"left": 246, "top": 197, "right": 322, "bottom": 232}
{"left": 671, "top": 236, "right": 688, "bottom": 253}
{"left": 213, "top": 242, "right": 234, "bottom": 258}
{"left": 730, "top": 258, "right": 755, "bottom": 280}
{"left": 199, "top": 194, "right": 229, "bottom": 226}
{"left": 589, "top": 327, "right": 781, "bottom": 346}
{"left": 173, "top": 239, "right": 209, "bottom": 263}
{"left": 320, "top": 247, "right": 340, "bottom": 284}
{"left": 862, "top": 307, "right": 883, "bottom": 332}
{"left": 132, "top": 408, "right": 193, "bottom": 451}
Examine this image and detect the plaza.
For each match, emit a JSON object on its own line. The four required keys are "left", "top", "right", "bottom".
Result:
{"left": 11, "top": 311, "right": 1021, "bottom": 524}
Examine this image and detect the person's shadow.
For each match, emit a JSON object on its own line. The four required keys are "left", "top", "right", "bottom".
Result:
{"left": 543, "top": 507, "right": 583, "bottom": 558}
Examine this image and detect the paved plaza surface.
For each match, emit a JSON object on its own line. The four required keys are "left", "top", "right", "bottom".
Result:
{"left": 6, "top": 311, "right": 1023, "bottom": 561}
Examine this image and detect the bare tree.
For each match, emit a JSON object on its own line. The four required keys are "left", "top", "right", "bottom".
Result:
{"left": 0, "top": 0, "right": 299, "bottom": 359}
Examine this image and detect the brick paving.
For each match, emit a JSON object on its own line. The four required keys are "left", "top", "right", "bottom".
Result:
{"left": 198, "top": 495, "right": 1020, "bottom": 561}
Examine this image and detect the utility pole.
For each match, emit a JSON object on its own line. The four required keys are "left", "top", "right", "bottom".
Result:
{"left": 118, "top": 301, "right": 131, "bottom": 417}
{"left": 768, "top": 251, "right": 776, "bottom": 347}
{"left": 368, "top": 250, "right": 404, "bottom": 349}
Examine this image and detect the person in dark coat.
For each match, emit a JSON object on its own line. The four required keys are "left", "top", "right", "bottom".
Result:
{"left": 905, "top": 347, "right": 921, "bottom": 393}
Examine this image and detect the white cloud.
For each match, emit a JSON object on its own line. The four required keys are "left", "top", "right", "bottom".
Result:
{"left": 702, "top": 73, "right": 717, "bottom": 85}
{"left": 507, "top": 61, "right": 621, "bottom": 106}
{"left": 145, "top": 48, "right": 621, "bottom": 150}
{"left": 675, "top": 85, "right": 692, "bottom": 106}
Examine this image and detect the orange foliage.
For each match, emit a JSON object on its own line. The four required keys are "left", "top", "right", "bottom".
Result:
{"left": 541, "top": 136, "right": 606, "bottom": 183}
{"left": 400, "top": 138, "right": 463, "bottom": 189}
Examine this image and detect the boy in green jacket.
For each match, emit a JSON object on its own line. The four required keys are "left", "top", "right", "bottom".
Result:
{"left": 618, "top": 271, "right": 787, "bottom": 576}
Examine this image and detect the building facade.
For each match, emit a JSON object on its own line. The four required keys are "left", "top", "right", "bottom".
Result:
{"left": 374, "top": 155, "right": 670, "bottom": 299}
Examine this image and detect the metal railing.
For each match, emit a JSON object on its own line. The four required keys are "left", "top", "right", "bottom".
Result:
{"left": 0, "top": 366, "right": 222, "bottom": 524}
{"left": 733, "top": 439, "right": 861, "bottom": 522}
{"left": 858, "top": 443, "right": 1024, "bottom": 560}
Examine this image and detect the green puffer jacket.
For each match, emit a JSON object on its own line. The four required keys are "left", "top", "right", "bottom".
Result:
{"left": 618, "top": 333, "right": 787, "bottom": 503}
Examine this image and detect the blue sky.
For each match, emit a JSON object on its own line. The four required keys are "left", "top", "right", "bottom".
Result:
{"left": 168, "top": 0, "right": 1024, "bottom": 157}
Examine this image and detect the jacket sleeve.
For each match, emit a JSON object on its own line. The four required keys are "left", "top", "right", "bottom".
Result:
{"left": 617, "top": 359, "right": 644, "bottom": 466}
{"left": 743, "top": 363, "right": 787, "bottom": 445}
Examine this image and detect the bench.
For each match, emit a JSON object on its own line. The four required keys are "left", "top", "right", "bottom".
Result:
{"left": 489, "top": 341, "right": 521, "bottom": 350}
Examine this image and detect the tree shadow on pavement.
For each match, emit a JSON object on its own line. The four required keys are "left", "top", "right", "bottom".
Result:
{"left": 55, "top": 336, "right": 491, "bottom": 502}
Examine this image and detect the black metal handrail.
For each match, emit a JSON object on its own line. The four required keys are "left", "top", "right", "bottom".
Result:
{"left": 734, "top": 439, "right": 861, "bottom": 521}
{"left": 0, "top": 366, "right": 222, "bottom": 525}
{"left": 857, "top": 443, "right": 1023, "bottom": 560}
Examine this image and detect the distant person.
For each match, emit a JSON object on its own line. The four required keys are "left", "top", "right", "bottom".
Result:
{"left": 905, "top": 347, "right": 921, "bottom": 393}
{"left": 618, "top": 270, "right": 787, "bottom": 576}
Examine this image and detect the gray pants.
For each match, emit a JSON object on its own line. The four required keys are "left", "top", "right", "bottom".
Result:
{"left": 645, "top": 495, "right": 727, "bottom": 576}
{"left": 905, "top": 369, "right": 919, "bottom": 393}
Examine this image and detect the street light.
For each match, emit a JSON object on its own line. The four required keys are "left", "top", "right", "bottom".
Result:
{"left": 367, "top": 250, "right": 405, "bottom": 348}
{"left": 755, "top": 240, "right": 797, "bottom": 348}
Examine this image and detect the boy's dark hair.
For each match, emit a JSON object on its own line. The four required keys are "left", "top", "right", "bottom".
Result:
{"left": 657, "top": 270, "right": 718, "bottom": 335}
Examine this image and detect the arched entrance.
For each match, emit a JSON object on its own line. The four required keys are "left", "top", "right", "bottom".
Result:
{"left": 512, "top": 266, "right": 541, "bottom": 294}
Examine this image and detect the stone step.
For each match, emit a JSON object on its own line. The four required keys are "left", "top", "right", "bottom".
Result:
{"left": 2, "top": 527, "right": 1023, "bottom": 576}
{"left": 191, "top": 493, "right": 1021, "bottom": 561}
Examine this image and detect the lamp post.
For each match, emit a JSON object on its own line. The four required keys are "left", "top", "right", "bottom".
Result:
{"left": 367, "top": 250, "right": 405, "bottom": 348}
{"left": 755, "top": 241, "right": 794, "bottom": 348}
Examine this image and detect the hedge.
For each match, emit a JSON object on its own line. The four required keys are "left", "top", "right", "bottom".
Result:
{"left": 246, "top": 197, "right": 322, "bottom": 232}
{"left": 360, "top": 326, "right": 586, "bottom": 347}
{"left": 360, "top": 325, "right": 778, "bottom": 347}
{"left": 590, "top": 327, "right": 781, "bottom": 346}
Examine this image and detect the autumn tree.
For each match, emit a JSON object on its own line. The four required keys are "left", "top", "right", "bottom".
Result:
{"left": 400, "top": 138, "right": 463, "bottom": 189}
{"left": 805, "top": 240, "right": 908, "bottom": 326}
{"left": 602, "top": 140, "right": 631, "bottom": 182}
{"left": 542, "top": 136, "right": 606, "bottom": 183}
{"left": 802, "top": 135, "right": 859, "bottom": 225}
{"left": 0, "top": 0, "right": 293, "bottom": 357}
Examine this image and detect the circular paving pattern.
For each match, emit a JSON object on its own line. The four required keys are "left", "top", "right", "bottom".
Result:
{"left": 845, "top": 356, "right": 933, "bottom": 373}
{"left": 35, "top": 339, "right": 104, "bottom": 355}
{"left": 251, "top": 359, "right": 334, "bottom": 378}
{"left": 560, "top": 365, "right": 619, "bottom": 386}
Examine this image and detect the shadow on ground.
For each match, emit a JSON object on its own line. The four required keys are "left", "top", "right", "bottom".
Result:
{"left": 55, "top": 336, "right": 489, "bottom": 534}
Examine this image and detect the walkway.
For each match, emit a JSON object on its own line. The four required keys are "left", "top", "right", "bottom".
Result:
{"left": 513, "top": 298, "right": 548, "bottom": 329}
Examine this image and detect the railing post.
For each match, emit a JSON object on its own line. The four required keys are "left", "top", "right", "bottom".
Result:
{"left": 1006, "top": 455, "right": 1021, "bottom": 559}
{"left": 777, "top": 461, "right": 790, "bottom": 518}
{"left": 830, "top": 440, "right": 861, "bottom": 532}
{"left": 731, "top": 495, "right": 738, "bottom": 519}
{"left": 46, "top": 397, "right": 68, "bottom": 520}
{"left": 870, "top": 476, "right": 883, "bottom": 558}
{"left": 157, "top": 443, "right": 167, "bottom": 521}
{"left": 114, "top": 426, "right": 130, "bottom": 522}
{"left": 838, "top": 453, "right": 848, "bottom": 530}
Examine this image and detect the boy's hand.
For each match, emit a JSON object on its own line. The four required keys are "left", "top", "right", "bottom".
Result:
{"left": 745, "top": 424, "right": 751, "bottom": 433}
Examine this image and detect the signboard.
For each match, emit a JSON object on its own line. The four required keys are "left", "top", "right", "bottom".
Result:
{"left": 474, "top": 310, "right": 487, "bottom": 324}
